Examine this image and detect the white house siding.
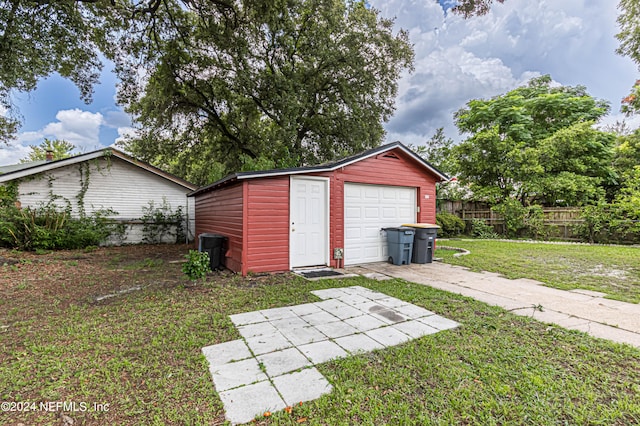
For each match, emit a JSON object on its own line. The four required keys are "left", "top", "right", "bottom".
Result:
{"left": 15, "top": 157, "right": 195, "bottom": 244}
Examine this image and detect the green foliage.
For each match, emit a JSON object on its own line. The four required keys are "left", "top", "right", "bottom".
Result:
{"left": 0, "top": 181, "right": 19, "bottom": 208}
{"left": 436, "top": 212, "right": 465, "bottom": 237}
{"left": 470, "top": 218, "right": 499, "bottom": 239}
{"left": 491, "top": 199, "right": 545, "bottom": 238}
{"left": 573, "top": 172, "right": 640, "bottom": 244}
{"left": 140, "top": 198, "right": 185, "bottom": 244}
{"left": 621, "top": 80, "right": 640, "bottom": 116}
{"left": 453, "top": 75, "right": 614, "bottom": 206}
{"left": 0, "top": 0, "right": 119, "bottom": 141}
{"left": 181, "top": 250, "right": 210, "bottom": 281}
{"left": 0, "top": 202, "right": 119, "bottom": 250}
{"left": 411, "top": 128, "right": 455, "bottom": 175}
{"left": 617, "top": 0, "right": 640, "bottom": 68}
{"left": 573, "top": 204, "right": 615, "bottom": 244}
{"left": 19, "top": 139, "right": 76, "bottom": 163}
{"left": 120, "top": 0, "right": 414, "bottom": 183}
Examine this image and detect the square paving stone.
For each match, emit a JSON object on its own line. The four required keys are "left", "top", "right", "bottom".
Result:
{"left": 315, "top": 321, "right": 359, "bottom": 339}
{"left": 272, "top": 367, "right": 333, "bottom": 406}
{"left": 219, "top": 380, "right": 286, "bottom": 425}
{"left": 311, "top": 288, "right": 348, "bottom": 300}
{"left": 303, "top": 310, "right": 340, "bottom": 326}
{"left": 391, "top": 320, "right": 439, "bottom": 339}
{"left": 352, "top": 300, "right": 387, "bottom": 314}
{"left": 290, "top": 303, "right": 323, "bottom": 316}
{"left": 260, "top": 307, "right": 297, "bottom": 320}
{"left": 420, "top": 315, "right": 460, "bottom": 331}
{"left": 356, "top": 289, "right": 388, "bottom": 300}
{"left": 245, "top": 331, "right": 294, "bottom": 355}
{"left": 279, "top": 326, "right": 327, "bottom": 346}
{"left": 297, "top": 340, "right": 349, "bottom": 364}
{"left": 368, "top": 306, "right": 407, "bottom": 324}
{"left": 393, "top": 304, "right": 435, "bottom": 319}
{"left": 238, "top": 322, "right": 279, "bottom": 339}
{"left": 314, "top": 299, "right": 351, "bottom": 314}
{"left": 365, "top": 326, "right": 412, "bottom": 347}
{"left": 229, "top": 311, "right": 267, "bottom": 326}
{"left": 271, "top": 316, "right": 310, "bottom": 332}
{"left": 344, "top": 314, "right": 387, "bottom": 332}
{"left": 257, "top": 347, "right": 312, "bottom": 377}
{"left": 340, "top": 286, "right": 369, "bottom": 295}
{"left": 334, "top": 293, "right": 371, "bottom": 305}
{"left": 376, "top": 296, "right": 409, "bottom": 309}
{"left": 326, "top": 304, "right": 365, "bottom": 320}
{"left": 209, "top": 357, "right": 268, "bottom": 392}
{"left": 202, "top": 340, "right": 252, "bottom": 367}
{"left": 334, "top": 333, "right": 385, "bottom": 354}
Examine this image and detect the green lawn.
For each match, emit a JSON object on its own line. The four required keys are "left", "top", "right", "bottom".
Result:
{"left": 1, "top": 245, "right": 639, "bottom": 425}
{"left": 437, "top": 240, "right": 640, "bottom": 304}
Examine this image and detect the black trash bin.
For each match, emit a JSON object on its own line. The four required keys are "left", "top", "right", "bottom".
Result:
{"left": 402, "top": 224, "right": 439, "bottom": 264}
{"left": 198, "top": 233, "right": 227, "bottom": 270}
{"left": 383, "top": 227, "right": 415, "bottom": 265}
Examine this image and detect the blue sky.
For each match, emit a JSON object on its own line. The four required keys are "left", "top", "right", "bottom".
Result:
{"left": 1, "top": 0, "right": 639, "bottom": 165}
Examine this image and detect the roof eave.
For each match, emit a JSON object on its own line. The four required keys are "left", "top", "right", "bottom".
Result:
{"left": 0, "top": 148, "right": 197, "bottom": 190}
{"left": 188, "top": 142, "right": 449, "bottom": 196}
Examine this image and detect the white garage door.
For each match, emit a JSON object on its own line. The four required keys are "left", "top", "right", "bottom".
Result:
{"left": 344, "top": 183, "right": 416, "bottom": 265}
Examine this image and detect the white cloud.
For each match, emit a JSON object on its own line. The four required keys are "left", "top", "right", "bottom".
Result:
{"left": 0, "top": 140, "right": 31, "bottom": 165}
{"left": 114, "top": 126, "right": 137, "bottom": 146}
{"left": 2, "top": 108, "right": 114, "bottom": 166}
{"left": 41, "top": 109, "right": 104, "bottom": 149}
{"left": 370, "top": 0, "right": 639, "bottom": 145}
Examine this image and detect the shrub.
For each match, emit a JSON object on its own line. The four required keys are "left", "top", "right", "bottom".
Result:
{"left": 470, "top": 218, "right": 500, "bottom": 239}
{"left": 0, "top": 202, "right": 119, "bottom": 250}
{"left": 492, "top": 200, "right": 546, "bottom": 238}
{"left": 436, "top": 212, "right": 465, "bottom": 237}
{"left": 140, "top": 198, "right": 185, "bottom": 244}
{"left": 182, "top": 250, "right": 210, "bottom": 281}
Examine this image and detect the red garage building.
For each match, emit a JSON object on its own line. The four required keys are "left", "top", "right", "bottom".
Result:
{"left": 189, "top": 142, "right": 448, "bottom": 276}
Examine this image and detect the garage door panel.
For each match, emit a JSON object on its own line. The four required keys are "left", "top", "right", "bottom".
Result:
{"left": 365, "top": 207, "right": 380, "bottom": 218}
{"left": 382, "top": 207, "right": 397, "bottom": 218}
{"left": 344, "top": 183, "right": 416, "bottom": 265}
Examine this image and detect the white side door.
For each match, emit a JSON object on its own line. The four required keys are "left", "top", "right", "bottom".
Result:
{"left": 290, "top": 177, "right": 329, "bottom": 268}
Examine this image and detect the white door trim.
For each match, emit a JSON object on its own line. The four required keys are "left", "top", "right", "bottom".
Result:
{"left": 289, "top": 176, "right": 330, "bottom": 268}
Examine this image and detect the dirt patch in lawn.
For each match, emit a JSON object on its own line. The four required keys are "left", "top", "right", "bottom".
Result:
{"left": 0, "top": 244, "right": 194, "bottom": 323}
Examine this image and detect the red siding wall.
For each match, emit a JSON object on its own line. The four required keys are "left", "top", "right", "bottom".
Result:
{"left": 244, "top": 177, "right": 290, "bottom": 275}
{"left": 194, "top": 183, "right": 244, "bottom": 273}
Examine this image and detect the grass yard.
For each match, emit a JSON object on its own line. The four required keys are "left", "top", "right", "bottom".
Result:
{"left": 436, "top": 240, "right": 640, "bottom": 304}
{"left": 1, "top": 244, "right": 639, "bottom": 425}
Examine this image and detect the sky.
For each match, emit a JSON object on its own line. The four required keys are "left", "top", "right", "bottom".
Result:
{"left": 1, "top": 0, "right": 639, "bottom": 166}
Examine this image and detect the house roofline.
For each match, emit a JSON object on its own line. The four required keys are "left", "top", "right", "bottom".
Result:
{"left": 188, "top": 142, "right": 449, "bottom": 197}
{"left": 0, "top": 148, "right": 197, "bottom": 190}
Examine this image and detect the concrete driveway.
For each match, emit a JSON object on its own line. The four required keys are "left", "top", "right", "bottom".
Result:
{"left": 354, "top": 261, "right": 640, "bottom": 349}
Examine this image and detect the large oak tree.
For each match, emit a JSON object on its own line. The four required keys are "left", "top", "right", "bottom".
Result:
{"left": 119, "top": 0, "right": 414, "bottom": 184}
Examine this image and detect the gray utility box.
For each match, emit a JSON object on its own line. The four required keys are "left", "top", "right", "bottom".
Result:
{"left": 383, "top": 227, "right": 415, "bottom": 266}
{"left": 198, "top": 233, "right": 227, "bottom": 270}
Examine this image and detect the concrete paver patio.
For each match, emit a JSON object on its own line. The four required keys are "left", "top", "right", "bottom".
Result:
{"left": 202, "top": 285, "right": 459, "bottom": 424}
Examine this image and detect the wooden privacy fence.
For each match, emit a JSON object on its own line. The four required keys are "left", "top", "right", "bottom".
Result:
{"left": 437, "top": 201, "right": 583, "bottom": 239}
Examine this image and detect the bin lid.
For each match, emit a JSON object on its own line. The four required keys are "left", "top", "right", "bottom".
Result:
{"left": 382, "top": 227, "right": 415, "bottom": 233}
{"left": 401, "top": 223, "right": 440, "bottom": 229}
